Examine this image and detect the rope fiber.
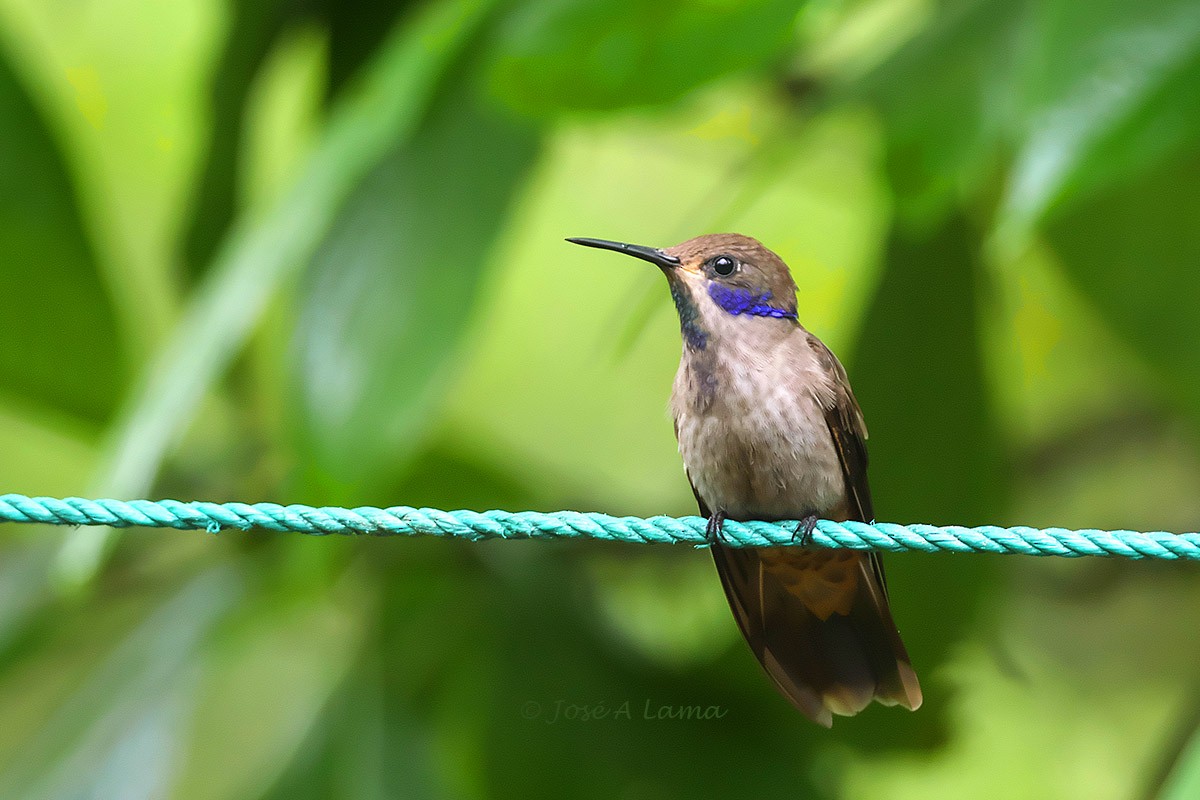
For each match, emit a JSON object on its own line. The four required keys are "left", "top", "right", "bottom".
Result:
{"left": 2, "top": 493, "right": 1199, "bottom": 560}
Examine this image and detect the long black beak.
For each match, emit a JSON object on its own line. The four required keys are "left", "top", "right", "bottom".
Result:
{"left": 566, "top": 237, "right": 680, "bottom": 269}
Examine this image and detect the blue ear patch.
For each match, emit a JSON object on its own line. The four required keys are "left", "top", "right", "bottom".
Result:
{"left": 707, "top": 284, "right": 797, "bottom": 319}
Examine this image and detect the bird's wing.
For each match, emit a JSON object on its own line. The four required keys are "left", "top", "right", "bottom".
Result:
{"left": 805, "top": 333, "right": 889, "bottom": 594}
{"left": 805, "top": 333, "right": 873, "bottom": 523}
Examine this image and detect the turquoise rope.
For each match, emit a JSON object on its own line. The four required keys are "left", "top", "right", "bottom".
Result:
{"left": 1, "top": 493, "right": 1198, "bottom": 559}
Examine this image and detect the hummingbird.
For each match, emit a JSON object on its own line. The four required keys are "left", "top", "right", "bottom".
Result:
{"left": 568, "top": 233, "right": 922, "bottom": 726}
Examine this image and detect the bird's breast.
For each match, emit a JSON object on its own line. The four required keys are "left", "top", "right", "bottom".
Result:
{"left": 671, "top": 341, "right": 846, "bottom": 521}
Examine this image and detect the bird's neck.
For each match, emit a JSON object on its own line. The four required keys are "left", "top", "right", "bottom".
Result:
{"left": 672, "top": 282, "right": 803, "bottom": 410}
{"left": 671, "top": 277, "right": 798, "bottom": 344}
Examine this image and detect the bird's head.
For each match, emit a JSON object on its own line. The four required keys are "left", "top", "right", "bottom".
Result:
{"left": 568, "top": 233, "right": 799, "bottom": 351}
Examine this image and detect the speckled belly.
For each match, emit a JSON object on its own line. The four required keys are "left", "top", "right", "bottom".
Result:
{"left": 673, "top": 377, "right": 846, "bottom": 521}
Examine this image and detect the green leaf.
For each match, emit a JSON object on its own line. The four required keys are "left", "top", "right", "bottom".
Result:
{"left": 1044, "top": 148, "right": 1200, "bottom": 418}
{"left": 290, "top": 67, "right": 539, "bottom": 491}
{"left": 858, "top": 0, "right": 1024, "bottom": 226}
{"left": 861, "top": 0, "right": 1200, "bottom": 241}
{"left": 325, "top": 0, "right": 421, "bottom": 94}
{"left": 58, "top": 0, "right": 497, "bottom": 588}
{"left": 0, "top": 42, "right": 122, "bottom": 422}
{"left": 181, "top": 0, "right": 299, "bottom": 277}
{"left": 998, "top": 0, "right": 1200, "bottom": 244}
{"left": 98, "top": 0, "right": 494, "bottom": 496}
{"left": 854, "top": 215, "right": 1008, "bottom": 525}
{"left": 488, "top": 0, "right": 803, "bottom": 114}
{"left": 184, "top": 0, "right": 423, "bottom": 278}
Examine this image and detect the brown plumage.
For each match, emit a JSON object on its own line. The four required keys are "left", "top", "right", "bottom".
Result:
{"left": 570, "top": 233, "right": 922, "bottom": 726}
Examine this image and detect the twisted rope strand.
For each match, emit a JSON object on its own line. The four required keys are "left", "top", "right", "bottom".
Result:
{"left": 2, "top": 493, "right": 1198, "bottom": 559}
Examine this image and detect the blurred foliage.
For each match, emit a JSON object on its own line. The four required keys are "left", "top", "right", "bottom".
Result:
{"left": 0, "top": 52, "right": 122, "bottom": 422}
{"left": 0, "top": 0, "right": 1198, "bottom": 796}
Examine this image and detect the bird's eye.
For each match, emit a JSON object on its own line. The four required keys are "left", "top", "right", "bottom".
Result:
{"left": 711, "top": 255, "right": 736, "bottom": 276}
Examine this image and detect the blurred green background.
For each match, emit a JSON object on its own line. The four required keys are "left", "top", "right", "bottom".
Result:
{"left": 1, "top": 0, "right": 1199, "bottom": 796}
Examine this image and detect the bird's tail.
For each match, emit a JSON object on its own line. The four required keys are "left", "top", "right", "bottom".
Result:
{"left": 711, "top": 544, "right": 921, "bottom": 726}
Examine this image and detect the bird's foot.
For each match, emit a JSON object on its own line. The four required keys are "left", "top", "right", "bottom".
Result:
{"left": 792, "top": 514, "right": 820, "bottom": 547}
{"left": 705, "top": 509, "right": 727, "bottom": 547}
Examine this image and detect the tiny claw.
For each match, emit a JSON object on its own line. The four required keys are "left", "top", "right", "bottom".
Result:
{"left": 793, "top": 515, "right": 819, "bottom": 547}
{"left": 705, "top": 509, "right": 727, "bottom": 546}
